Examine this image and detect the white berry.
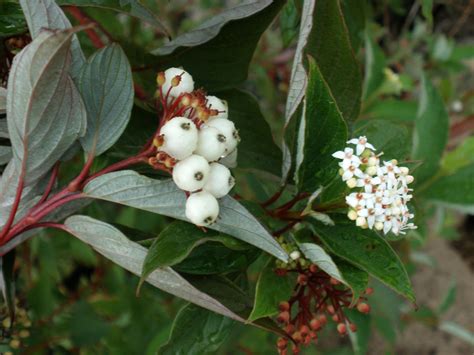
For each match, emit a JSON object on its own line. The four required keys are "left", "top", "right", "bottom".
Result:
{"left": 206, "top": 119, "right": 240, "bottom": 153}
{"left": 159, "top": 117, "right": 198, "bottom": 160}
{"left": 289, "top": 251, "right": 301, "bottom": 260}
{"left": 194, "top": 127, "right": 227, "bottom": 162}
{"left": 172, "top": 155, "right": 210, "bottom": 192}
{"left": 206, "top": 95, "right": 228, "bottom": 120}
{"left": 203, "top": 163, "right": 235, "bottom": 198}
{"left": 185, "top": 191, "right": 219, "bottom": 226}
{"left": 161, "top": 67, "right": 194, "bottom": 97}
{"left": 219, "top": 148, "right": 238, "bottom": 168}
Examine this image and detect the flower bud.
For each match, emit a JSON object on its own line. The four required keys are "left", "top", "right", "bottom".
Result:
{"left": 365, "top": 287, "right": 374, "bottom": 295}
{"left": 327, "top": 305, "right": 335, "bottom": 314}
{"left": 357, "top": 303, "right": 370, "bottom": 314}
{"left": 156, "top": 71, "right": 165, "bottom": 86}
{"left": 185, "top": 191, "right": 219, "bottom": 226}
{"left": 161, "top": 67, "right": 194, "bottom": 97}
{"left": 300, "top": 325, "right": 310, "bottom": 336}
{"left": 277, "top": 311, "right": 290, "bottom": 324}
{"left": 406, "top": 175, "right": 414, "bottom": 184}
{"left": 279, "top": 301, "right": 290, "bottom": 312}
{"left": 337, "top": 323, "right": 347, "bottom": 335}
{"left": 356, "top": 216, "right": 366, "bottom": 227}
{"left": 309, "top": 264, "right": 318, "bottom": 273}
{"left": 297, "top": 274, "right": 308, "bottom": 285}
{"left": 374, "top": 221, "right": 384, "bottom": 231}
{"left": 348, "top": 210, "right": 358, "bottom": 220}
{"left": 400, "top": 166, "right": 409, "bottom": 175}
{"left": 290, "top": 250, "right": 301, "bottom": 260}
{"left": 277, "top": 337, "right": 288, "bottom": 350}
{"left": 349, "top": 323, "right": 357, "bottom": 332}
{"left": 310, "top": 318, "right": 322, "bottom": 330}
{"left": 346, "top": 178, "right": 357, "bottom": 188}
{"left": 366, "top": 166, "right": 377, "bottom": 176}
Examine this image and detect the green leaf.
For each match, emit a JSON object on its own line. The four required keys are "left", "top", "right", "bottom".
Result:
{"left": 151, "top": 0, "right": 285, "bottom": 91}
{"left": 423, "top": 163, "right": 474, "bottom": 213}
{"left": 248, "top": 257, "right": 294, "bottom": 322}
{"left": 362, "top": 31, "right": 386, "bottom": 100}
{"left": 340, "top": 0, "right": 366, "bottom": 53}
{"left": 19, "top": 0, "right": 85, "bottom": 78}
{"left": 83, "top": 170, "right": 288, "bottom": 261}
{"left": 0, "top": 250, "right": 16, "bottom": 322}
{"left": 295, "top": 57, "right": 348, "bottom": 191}
{"left": 308, "top": 215, "right": 415, "bottom": 303}
{"left": 0, "top": 146, "right": 11, "bottom": 165}
{"left": 159, "top": 303, "right": 234, "bottom": 355}
{"left": 0, "top": 1, "right": 28, "bottom": 37}
{"left": 6, "top": 29, "right": 87, "bottom": 185}
{"left": 346, "top": 309, "right": 370, "bottom": 355}
{"left": 336, "top": 257, "right": 369, "bottom": 301}
{"left": 412, "top": 75, "right": 449, "bottom": 184}
{"left": 185, "top": 274, "right": 288, "bottom": 338}
{"left": 174, "top": 242, "right": 260, "bottom": 275}
{"left": 218, "top": 89, "right": 281, "bottom": 175}
{"left": 421, "top": 0, "right": 433, "bottom": 28}
{"left": 306, "top": 0, "right": 362, "bottom": 123}
{"left": 140, "top": 221, "right": 232, "bottom": 289}
{"left": 79, "top": 44, "right": 134, "bottom": 156}
{"left": 280, "top": 0, "right": 300, "bottom": 47}
{"left": 56, "top": 0, "right": 169, "bottom": 36}
{"left": 441, "top": 136, "right": 474, "bottom": 174}
{"left": 64, "top": 215, "right": 244, "bottom": 321}
{"left": 354, "top": 120, "right": 410, "bottom": 160}
{"left": 363, "top": 98, "right": 417, "bottom": 122}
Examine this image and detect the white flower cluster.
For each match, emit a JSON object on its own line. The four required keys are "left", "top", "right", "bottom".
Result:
{"left": 154, "top": 67, "right": 240, "bottom": 227}
{"left": 332, "top": 136, "right": 417, "bottom": 235}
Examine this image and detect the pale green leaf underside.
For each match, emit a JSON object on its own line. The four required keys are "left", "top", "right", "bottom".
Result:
{"left": 83, "top": 170, "right": 288, "bottom": 261}
{"left": 78, "top": 44, "right": 134, "bottom": 156}
{"left": 64, "top": 215, "right": 243, "bottom": 321}
{"left": 19, "top": 0, "right": 85, "bottom": 78}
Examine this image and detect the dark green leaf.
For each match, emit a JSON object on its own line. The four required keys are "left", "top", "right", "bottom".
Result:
{"left": 79, "top": 43, "right": 134, "bottom": 156}
{"left": 340, "top": 0, "right": 366, "bottom": 52}
{"left": 308, "top": 215, "right": 415, "bottom": 303}
{"left": 336, "top": 257, "right": 369, "bottom": 302}
{"left": 362, "top": 31, "right": 386, "bottom": 99}
{"left": 219, "top": 89, "right": 281, "bottom": 175}
{"left": 412, "top": 74, "right": 449, "bottom": 184}
{"left": 441, "top": 136, "right": 474, "bottom": 174}
{"left": 354, "top": 120, "right": 410, "bottom": 160}
{"left": 159, "top": 303, "right": 234, "bottom": 355}
{"left": 151, "top": 0, "right": 285, "bottom": 91}
{"left": 346, "top": 309, "right": 370, "bottom": 355}
{"left": 422, "top": 163, "right": 474, "bottom": 213}
{"left": 67, "top": 301, "right": 110, "bottom": 346}
{"left": 0, "top": 2, "right": 27, "bottom": 37}
{"left": 83, "top": 171, "right": 288, "bottom": 261}
{"left": 140, "top": 221, "right": 235, "bottom": 289}
{"left": 295, "top": 57, "right": 348, "bottom": 191}
{"left": 306, "top": 0, "right": 362, "bottom": 123}
{"left": 280, "top": 0, "right": 300, "bottom": 47}
{"left": 248, "top": 257, "right": 294, "bottom": 321}
{"left": 57, "top": 0, "right": 169, "bottom": 36}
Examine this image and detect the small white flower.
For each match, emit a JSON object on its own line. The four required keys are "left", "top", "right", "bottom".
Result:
{"left": 356, "top": 174, "right": 382, "bottom": 193}
{"left": 290, "top": 251, "right": 301, "bottom": 260}
{"left": 341, "top": 162, "right": 364, "bottom": 181}
{"left": 347, "top": 136, "right": 376, "bottom": 155}
{"left": 332, "top": 148, "right": 361, "bottom": 170}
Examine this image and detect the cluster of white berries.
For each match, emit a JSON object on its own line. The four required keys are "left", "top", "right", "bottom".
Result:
{"left": 332, "top": 137, "right": 417, "bottom": 235}
{"left": 153, "top": 68, "right": 240, "bottom": 227}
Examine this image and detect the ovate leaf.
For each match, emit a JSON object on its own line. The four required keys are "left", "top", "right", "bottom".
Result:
{"left": 306, "top": 0, "right": 362, "bottom": 123}
{"left": 151, "top": 0, "right": 285, "bottom": 91}
{"left": 159, "top": 303, "right": 234, "bottom": 355}
{"left": 19, "top": 0, "right": 85, "bottom": 78}
{"left": 340, "top": 0, "right": 366, "bottom": 52}
{"left": 248, "top": 257, "right": 294, "bottom": 322}
{"left": 309, "top": 215, "right": 415, "bottom": 303}
{"left": 83, "top": 170, "right": 288, "bottom": 261}
{"left": 5, "top": 29, "right": 86, "bottom": 186}
{"left": 422, "top": 164, "right": 474, "bottom": 213}
{"left": 295, "top": 57, "right": 348, "bottom": 191}
{"left": 56, "top": 0, "right": 169, "bottom": 35}
{"left": 336, "top": 257, "right": 369, "bottom": 302}
{"left": 64, "top": 215, "right": 243, "bottom": 321}
{"left": 412, "top": 74, "right": 449, "bottom": 184}
{"left": 79, "top": 44, "right": 133, "bottom": 156}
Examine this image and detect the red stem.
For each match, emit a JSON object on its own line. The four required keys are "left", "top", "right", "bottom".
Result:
{"left": 36, "top": 162, "right": 60, "bottom": 206}
{"left": 68, "top": 153, "right": 95, "bottom": 192}
{"left": 0, "top": 168, "right": 26, "bottom": 241}
{"left": 261, "top": 185, "right": 286, "bottom": 207}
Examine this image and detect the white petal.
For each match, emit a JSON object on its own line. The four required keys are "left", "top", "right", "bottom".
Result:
{"left": 332, "top": 151, "right": 345, "bottom": 159}
{"left": 347, "top": 138, "right": 359, "bottom": 145}
{"left": 365, "top": 142, "right": 376, "bottom": 151}
{"left": 356, "top": 144, "right": 364, "bottom": 155}
{"left": 358, "top": 209, "right": 369, "bottom": 217}
{"left": 383, "top": 221, "right": 392, "bottom": 234}
{"left": 368, "top": 216, "right": 375, "bottom": 228}
{"left": 342, "top": 170, "right": 353, "bottom": 181}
